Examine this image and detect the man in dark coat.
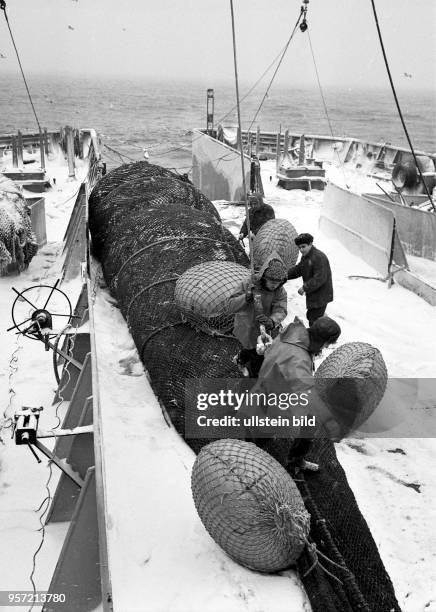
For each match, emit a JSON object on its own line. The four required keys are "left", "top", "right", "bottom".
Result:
{"left": 238, "top": 194, "right": 275, "bottom": 240}
{"left": 244, "top": 315, "right": 342, "bottom": 467}
{"left": 287, "top": 233, "right": 333, "bottom": 326}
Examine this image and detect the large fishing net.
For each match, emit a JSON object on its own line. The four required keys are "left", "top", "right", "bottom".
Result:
{"left": 89, "top": 162, "right": 400, "bottom": 612}
{"left": 88, "top": 161, "right": 219, "bottom": 258}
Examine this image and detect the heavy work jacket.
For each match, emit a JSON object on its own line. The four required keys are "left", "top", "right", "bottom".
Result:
{"left": 240, "top": 203, "right": 275, "bottom": 237}
{"left": 257, "top": 317, "right": 313, "bottom": 382}
{"left": 287, "top": 245, "right": 333, "bottom": 308}
{"left": 227, "top": 253, "right": 287, "bottom": 350}
{"left": 245, "top": 318, "right": 343, "bottom": 440}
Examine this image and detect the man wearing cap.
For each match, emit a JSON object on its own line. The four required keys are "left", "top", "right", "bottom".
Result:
{"left": 245, "top": 314, "right": 342, "bottom": 467}
{"left": 228, "top": 252, "right": 288, "bottom": 377}
{"left": 238, "top": 194, "right": 275, "bottom": 240}
{"left": 287, "top": 233, "right": 333, "bottom": 326}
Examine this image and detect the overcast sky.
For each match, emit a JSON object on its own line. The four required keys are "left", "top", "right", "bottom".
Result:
{"left": 0, "top": 0, "right": 435, "bottom": 90}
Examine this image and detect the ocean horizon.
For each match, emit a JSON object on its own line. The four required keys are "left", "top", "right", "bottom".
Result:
{"left": 1, "top": 72, "right": 435, "bottom": 171}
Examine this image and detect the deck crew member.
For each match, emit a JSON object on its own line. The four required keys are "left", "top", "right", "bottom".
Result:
{"left": 287, "top": 233, "right": 333, "bottom": 326}
{"left": 246, "top": 315, "right": 342, "bottom": 467}
{"left": 228, "top": 253, "right": 287, "bottom": 377}
{"left": 238, "top": 194, "right": 275, "bottom": 240}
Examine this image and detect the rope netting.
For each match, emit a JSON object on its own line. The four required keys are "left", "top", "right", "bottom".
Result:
{"left": 253, "top": 218, "right": 299, "bottom": 269}
{"left": 175, "top": 261, "right": 249, "bottom": 335}
{"left": 0, "top": 176, "right": 38, "bottom": 274}
{"left": 315, "top": 342, "right": 388, "bottom": 431}
{"left": 88, "top": 160, "right": 189, "bottom": 207}
{"left": 296, "top": 439, "right": 401, "bottom": 612}
{"left": 88, "top": 162, "right": 220, "bottom": 258}
{"left": 89, "top": 162, "right": 400, "bottom": 612}
{"left": 191, "top": 439, "right": 310, "bottom": 573}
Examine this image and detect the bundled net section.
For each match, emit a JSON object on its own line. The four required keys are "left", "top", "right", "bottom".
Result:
{"left": 253, "top": 218, "right": 299, "bottom": 270}
{"left": 0, "top": 175, "right": 38, "bottom": 274}
{"left": 315, "top": 342, "right": 388, "bottom": 432}
{"left": 89, "top": 162, "right": 400, "bottom": 612}
{"left": 191, "top": 439, "right": 310, "bottom": 572}
{"left": 175, "top": 261, "right": 249, "bottom": 335}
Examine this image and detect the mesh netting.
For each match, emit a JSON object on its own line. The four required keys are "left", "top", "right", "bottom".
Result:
{"left": 90, "top": 164, "right": 249, "bottom": 449}
{"left": 296, "top": 440, "right": 401, "bottom": 612}
{"left": 175, "top": 261, "right": 249, "bottom": 335}
{"left": 89, "top": 169, "right": 220, "bottom": 258}
{"left": 315, "top": 342, "right": 388, "bottom": 431}
{"left": 191, "top": 439, "right": 310, "bottom": 572}
{"left": 0, "top": 175, "right": 38, "bottom": 274}
{"left": 253, "top": 218, "right": 299, "bottom": 270}
{"left": 88, "top": 160, "right": 188, "bottom": 207}
{"left": 90, "top": 162, "right": 400, "bottom": 612}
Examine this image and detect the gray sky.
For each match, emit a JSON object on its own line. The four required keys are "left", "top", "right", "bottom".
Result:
{"left": 0, "top": 0, "right": 435, "bottom": 90}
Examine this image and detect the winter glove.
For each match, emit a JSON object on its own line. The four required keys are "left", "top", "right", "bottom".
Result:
{"left": 256, "top": 314, "right": 274, "bottom": 330}
{"left": 298, "top": 286, "right": 305, "bottom": 295}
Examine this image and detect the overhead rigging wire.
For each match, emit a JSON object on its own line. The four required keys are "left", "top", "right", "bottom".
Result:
{"left": 369, "top": 0, "right": 435, "bottom": 211}
{"left": 245, "top": 7, "right": 304, "bottom": 136}
{"left": 141, "top": 26, "right": 312, "bottom": 163}
{"left": 219, "top": 39, "right": 297, "bottom": 124}
{"left": 0, "top": 1, "right": 42, "bottom": 134}
{"left": 101, "top": 23, "right": 311, "bottom": 169}
{"left": 306, "top": 29, "right": 350, "bottom": 188}
{"left": 229, "top": 0, "right": 253, "bottom": 278}
{"left": 103, "top": 143, "right": 136, "bottom": 163}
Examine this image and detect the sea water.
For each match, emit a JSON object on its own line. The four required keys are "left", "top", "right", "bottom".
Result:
{"left": 0, "top": 72, "right": 435, "bottom": 171}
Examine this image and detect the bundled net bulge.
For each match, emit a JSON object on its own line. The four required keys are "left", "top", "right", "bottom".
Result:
{"left": 191, "top": 439, "right": 310, "bottom": 572}
{"left": 253, "top": 218, "right": 299, "bottom": 269}
{"left": 175, "top": 261, "right": 249, "bottom": 335}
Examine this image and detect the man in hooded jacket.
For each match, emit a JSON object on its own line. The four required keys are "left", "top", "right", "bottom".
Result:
{"left": 238, "top": 194, "right": 275, "bottom": 240}
{"left": 244, "top": 315, "right": 342, "bottom": 466}
{"left": 228, "top": 253, "right": 288, "bottom": 377}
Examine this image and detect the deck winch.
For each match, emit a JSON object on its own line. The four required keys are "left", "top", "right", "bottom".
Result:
{"left": 6, "top": 280, "right": 84, "bottom": 382}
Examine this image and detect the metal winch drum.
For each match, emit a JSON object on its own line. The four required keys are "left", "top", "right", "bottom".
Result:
{"left": 253, "top": 218, "right": 299, "bottom": 270}
{"left": 191, "top": 439, "right": 310, "bottom": 573}
{"left": 174, "top": 261, "right": 249, "bottom": 335}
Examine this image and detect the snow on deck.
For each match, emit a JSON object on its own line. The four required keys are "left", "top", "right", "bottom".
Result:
{"left": 0, "top": 156, "right": 435, "bottom": 612}
{"left": 214, "top": 160, "right": 436, "bottom": 612}
{"left": 0, "top": 160, "right": 89, "bottom": 611}
{"left": 90, "top": 259, "right": 309, "bottom": 612}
